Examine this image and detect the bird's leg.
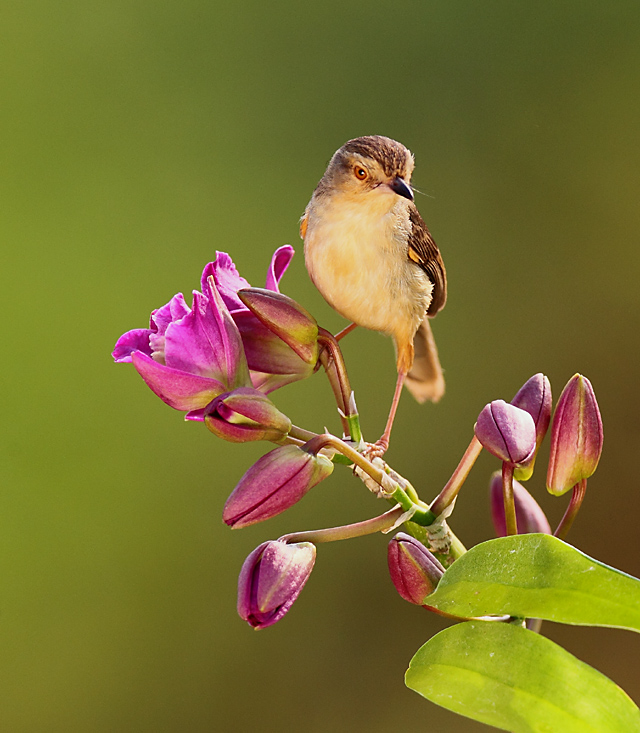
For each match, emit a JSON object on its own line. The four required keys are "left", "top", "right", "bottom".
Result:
{"left": 334, "top": 322, "right": 357, "bottom": 341}
{"left": 366, "top": 369, "right": 407, "bottom": 459}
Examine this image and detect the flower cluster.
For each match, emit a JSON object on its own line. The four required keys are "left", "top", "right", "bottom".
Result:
{"left": 114, "top": 247, "right": 604, "bottom": 628}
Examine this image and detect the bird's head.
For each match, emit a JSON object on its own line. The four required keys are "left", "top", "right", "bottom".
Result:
{"left": 317, "top": 135, "right": 415, "bottom": 204}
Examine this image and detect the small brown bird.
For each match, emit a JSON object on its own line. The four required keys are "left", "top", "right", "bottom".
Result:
{"left": 300, "top": 135, "right": 446, "bottom": 454}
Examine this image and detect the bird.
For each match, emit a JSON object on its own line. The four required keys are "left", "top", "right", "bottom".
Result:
{"left": 300, "top": 135, "right": 447, "bottom": 455}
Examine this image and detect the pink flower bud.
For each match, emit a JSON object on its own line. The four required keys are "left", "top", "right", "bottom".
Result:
{"left": 387, "top": 533, "right": 445, "bottom": 605}
{"left": 237, "top": 540, "right": 316, "bottom": 629}
{"left": 238, "top": 288, "right": 319, "bottom": 366}
{"left": 547, "top": 374, "right": 603, "bottom": 496}
{"left": 204, "top": 387, "right": 291, "bottom": 443}
{"left": 474, "top": 400, "right": 536, "bottom": 466}
{"left": 223, "top": 445, "right": 334, "bottom": 528}
{"left": 511, "top": 374, "right": 552, "bottom": 481}
{"left": 489, "top": 471, "right": 552, "bottom": 536}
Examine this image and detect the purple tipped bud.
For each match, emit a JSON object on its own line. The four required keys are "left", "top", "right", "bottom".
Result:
{"left": 547, "top": 374, "right": 603, "bottom": 496}
{"left": 474, "top": 400, "right": 536, "bottom": 466}
{"left": 238, "top": 288, "right": 319, "bottom": 366}
{"left": 511, "top": 374, "right": 552, "bottom": 481}
{"left": 223, "top": 445, "right": 334, "bottom": 528}
{"left": 489, "top": 471, "right": 552, "bottom": 537}
{"left": 387, "top": 533, "right": 445, "bottom": 605}
{"left": 238, "top": 540, "right": 316, "bottom": 629}
{"left": 204, "top": 387, "right": 291, "bottom": 443}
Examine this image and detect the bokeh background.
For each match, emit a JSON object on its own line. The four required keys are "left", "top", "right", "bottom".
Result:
{"left": 3, "top": 1, "right": 640, "bottom": 731}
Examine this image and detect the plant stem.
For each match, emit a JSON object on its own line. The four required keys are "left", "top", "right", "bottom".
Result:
{"left": 317, "top": 328, "right": 352, "bottom": 410}
{"left": 303, "top": 434, "right": 436, "bottom": 525}
{"left": 289, "top": 425, "right": 319, "bottom": 442}
{"left": 317, "top": 328, "right": 364, "bottom": 441}
{"left": 318, "top": 351, "right": 351, "bottom": 437}
{"left": 554, "top": 478, "right": 587, "bottom": 540}
{"left": 502, "top": 462, "right": 518, "bottom": 536}
{"left": 429, "top": 436, "right": 483, "bottom": 516}
{"left": 279, "top": 505, "right": 406, "bottom": 544}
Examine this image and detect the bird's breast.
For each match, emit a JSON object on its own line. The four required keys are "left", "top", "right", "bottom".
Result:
{"left": 303, "top": 197, "right": 432, "bottom": 341}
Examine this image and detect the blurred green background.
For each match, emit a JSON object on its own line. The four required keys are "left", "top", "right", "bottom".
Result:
{"left": 3, "top": 1, "right": 640, "bottom": 731}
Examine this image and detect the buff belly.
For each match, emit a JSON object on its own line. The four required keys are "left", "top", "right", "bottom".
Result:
{"left": 304, "top": 202, "right": 432, "bottom": 344}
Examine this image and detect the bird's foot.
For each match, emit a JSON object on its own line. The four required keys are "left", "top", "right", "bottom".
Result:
{"left": 364, "top": 437, "right": 389, "bottom": 462}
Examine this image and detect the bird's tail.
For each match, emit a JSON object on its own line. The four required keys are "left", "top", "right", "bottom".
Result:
{"left": 404, "top": 317, "right": 445, "bottom": 404}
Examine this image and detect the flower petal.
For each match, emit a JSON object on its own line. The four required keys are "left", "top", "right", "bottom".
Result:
{"left": 164, "top": 288, "right": 249, "bottom": 388}
{"left": 250, "top": 371, "right": 309, "bottom": 394}
{"left": 233, "top": 310, "right": 314, "bottom": 376}
{"left": 223, "top": 445, "right": 333, "bottom": 528}
{"left": 237, "top": 540, "right": 316, "bottom": 629}
{"left": 201, "top": 252, "right": 251, "bottom": 313}
{"left": 546, "top": 374, "right": 603, "bottom": 495}
{"left": 238, "top": 288, "right": 319, "bottom": 365}
{"left": 112, "top": 328, "right": 153, "bottom": 362}
{"left": 150, "top": 293, "right": 190, "bottom": 334}
{"left": 131, "top": 351, "right": 226, "bottom": 410}
{"left": 204, "top": 387, "right": 291, "bottom": 443}
{"left": 475, "top": 400, "right": 537, "bottom": 466}
{"left": 265, "top": 245, "right": 295, "bottom": 292}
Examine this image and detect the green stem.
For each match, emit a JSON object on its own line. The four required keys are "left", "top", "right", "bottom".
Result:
{"left": 502, "top": 462, "right": 518, "bottom": 536}
{"left": 303, "top": 434, "right": 436, "bottom": 525}
{"left": 554, "top": 479, "right": 587, "bottom": 540}
{"left": 429, "top": 436, "right": 483, "bottom": 516}
{"left": 403, "top": 521, "right": 467, "bottom": 568}
{"left": 278, "top": 505, "right": 406, "bottom": 544}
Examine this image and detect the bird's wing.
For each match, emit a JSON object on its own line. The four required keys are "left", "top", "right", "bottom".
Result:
{"left": 299, "top": 210, "right": 309, "bottom": 239}
{"left": 407, "top": 205, "right": 447, "bottom": 315}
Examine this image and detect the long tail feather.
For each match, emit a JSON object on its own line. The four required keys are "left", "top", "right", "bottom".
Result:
{"left": 404, "top": 317, "right": 445, "bottom": 403}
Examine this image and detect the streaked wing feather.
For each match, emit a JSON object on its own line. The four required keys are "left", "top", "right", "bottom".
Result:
{"left": 407, "top": 205, "right": 447, "bottom": 315}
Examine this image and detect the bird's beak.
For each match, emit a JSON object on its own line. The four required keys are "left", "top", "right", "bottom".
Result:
{"left": 388, "top": 177, "right": 414, "bottom": 202}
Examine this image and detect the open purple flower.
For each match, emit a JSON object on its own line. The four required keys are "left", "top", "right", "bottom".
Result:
{"left": 202, "top": 247, "right": 316, "bottom": 394}
{"left": 113, "top": 276, "right": 250, "bottom": 414}
{"left": 113, "top": 246, "right": 314, "bottom": 418}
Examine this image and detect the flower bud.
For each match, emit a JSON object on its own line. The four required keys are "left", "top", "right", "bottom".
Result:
{"left": 511, "top": 374, "right": 552, "bottom": 481}
{"left": 387, "top": 533, "right": 445, "bottom": 605}
{"left": 223, "top": 445, "right": 334, "bottom": 528}
{"left": 474, "top": 400, "right": 536, "bottom": 466}
{"left": 489, "top": 471, "right": 552, "bottom": 537}
{"left": 204, "top": 387, "right": 291, "bottom": 443}
{"left": 238, "top": 288, "right": 319, "bottom": 366}
{"left": 547, "top": 374, "right": 603, "bottom": 496}
{"left": 237, "top": 540, "right": 316, "bottom": 629}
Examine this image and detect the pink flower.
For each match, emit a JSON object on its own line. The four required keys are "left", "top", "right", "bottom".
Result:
{"left": 113, "top": 247, "right": 314, "bottom": 419}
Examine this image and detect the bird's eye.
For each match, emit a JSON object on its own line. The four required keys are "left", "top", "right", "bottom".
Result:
{"left": 354, "top": 166, "right": 368, "bottom": 180}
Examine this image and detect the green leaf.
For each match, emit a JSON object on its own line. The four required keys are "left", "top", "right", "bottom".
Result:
{"left": 406, "top": 621, "right": 640, "bottom": 733}
{"left": 425, "top": 534, "right": 640, "bottom": 631}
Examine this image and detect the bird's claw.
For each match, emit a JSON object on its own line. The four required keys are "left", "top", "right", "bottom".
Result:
{"left": 364, "top": 438, "right": 389, "bottom": 461}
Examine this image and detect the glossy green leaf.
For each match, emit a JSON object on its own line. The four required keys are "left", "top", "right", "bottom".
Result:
{"left": 425, "top": 534, "right": 640, "bottom": 630}
{"left": 406, "top": 621, "right": 640, "bottom": 733}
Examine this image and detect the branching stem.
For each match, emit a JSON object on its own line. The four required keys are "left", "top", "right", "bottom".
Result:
{"left": 279, "top": 505, "right": 406, "bottom": 544}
